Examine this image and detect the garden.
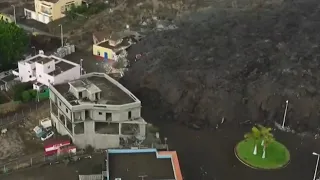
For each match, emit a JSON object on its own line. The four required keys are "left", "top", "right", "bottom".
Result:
{"left": 12, "top": 82, "right": 49, "bottom": 102}
{"left": 235, "top": 125, "right": 290, "bottom": 169}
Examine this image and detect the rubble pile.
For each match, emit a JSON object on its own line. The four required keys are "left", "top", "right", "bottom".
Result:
{"left": 123, "top": 0, "right": 320, "bottom": 132}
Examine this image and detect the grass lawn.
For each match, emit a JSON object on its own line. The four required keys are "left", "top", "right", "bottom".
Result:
{"left": 235, "top": 138, "right": 290, "bottom": 169}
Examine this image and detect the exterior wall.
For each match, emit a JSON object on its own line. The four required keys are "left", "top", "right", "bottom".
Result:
{"left": 53, "top": 0, "right": 82, "bottom": 20}
{"left": 34, "top": 0, "right": 53, "bottom": 23}
{"left": 18, "top": 61, "right": 36, "bottom": 82}
{"left": 51, "top": 113, "right": 71, "bottom": 136}
{"left": 53, "top": 65, "right": 81, "bottom": 85}
{"left": 35, "top": 60, "right": 55, "bottom": 74}
{"left": 111, "top": 108, "right": 141, "bottom": 122}
{"left": 24, "top": 9, "right": 38, "bottom": 21}
{"left": 73, "top": 133, "right": 120, "bottom": 149}
{"left": 92, "top": 44, "right": 116, "bottom": 60}
{"left": 52, "top": 111, "right": 120, "bottom": 149}
{"left": 35, "top": 61, "right": 55, "bottom": 85}
{"left": 34, "top": 0, "right": 53, "bottom": 15}
{"left": 57, "top": 97, "right": 72, "bottom": 120}
{"left": 0, "top": 13, "right": 14, "bottom": 23}
{"left": 28, "top": 0, "right": 81, "bottom": 23}
{"left": 25, "top": 9, "right": 50, "bottom": 24}
{"left": 74, "top": 120, "right": 119, "bottom": 149}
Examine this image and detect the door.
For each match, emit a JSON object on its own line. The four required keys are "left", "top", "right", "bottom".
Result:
{"left": 104, "top": 52, "right": 108, "bottom": 62}
{"left": 44, "top": 15, "right": 50, "bottom": 24}
{"left": 38, "top": 14, "right": 44, "bottom": 23}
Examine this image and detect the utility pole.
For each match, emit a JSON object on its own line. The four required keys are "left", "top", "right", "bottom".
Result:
{"left": 11, "top": 5, "right": 16, "bottom": 24}
{"left": 313, "top": 152, "right": 320, "bottom": 180}
{"left": 58, "top": 24, "right": 63, "bottom": 47}
{"left": 281, "top": 100, "right": 289, "bottom": 128}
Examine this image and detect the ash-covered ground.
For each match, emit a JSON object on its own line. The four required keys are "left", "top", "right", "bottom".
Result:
{"left": 124, "top": 0, "right": 320, "bottom": 133}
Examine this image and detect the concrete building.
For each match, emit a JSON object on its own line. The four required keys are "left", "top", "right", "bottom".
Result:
{"left": 13, "top": 54, "right": 81, "bottom": 89}
{"left": 92, "top": 32, "right": 138, "bottom": 62}
{"left": 24, "top": 0, "right": 82, "bottom": 24}
{"left": 49, "top": 72, "right": 147, "bottom": 149}
{"left": 78, "top": 149, "right": 183, "bottom": 180}
{"left": 107, "top": 149, "right": 183, "bottom": 180}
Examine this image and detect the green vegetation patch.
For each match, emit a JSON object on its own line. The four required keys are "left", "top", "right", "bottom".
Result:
{"left": 235, "top": 138, "right": 290, "bottom": 169}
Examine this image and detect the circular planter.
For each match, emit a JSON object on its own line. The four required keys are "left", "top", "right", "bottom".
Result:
{"left": 234, "top": 139, "right": 290, "bottom": 170}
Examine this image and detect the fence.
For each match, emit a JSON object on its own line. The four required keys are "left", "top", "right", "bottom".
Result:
{"left": 0, "top": 151, "right": 87, "bottom": 174}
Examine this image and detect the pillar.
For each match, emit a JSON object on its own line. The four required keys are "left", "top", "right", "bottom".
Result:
{"left": 118, "top": 123, "right": 122, "bottom": 135}
{"left": 139, "top": 124, "right": 146, "bottom": 137}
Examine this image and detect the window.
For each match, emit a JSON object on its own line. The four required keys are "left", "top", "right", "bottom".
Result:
{"left": 66, "top": 108, "right": 69, "bottom": 113}
{"left": 48, "top": 65, "right": 50, "bottom": 69}
{"left": 99, "top": 112, "right": 102, "bottom": 115}
{"left": 61, "top": 6, "right": 65, "bottom": 13}
{"left": 59, "top": 101, "right": 61, "bottom": 106}
{"left": 128, "top": 111, "right": 131, "bottom": 119}
{"left": 48, "top": 79, "right": 50, "bottom": 83}
{"left": 29, "top": 75, "right": 32, "bottom": 78}
{"left": 97, "top": 50, "right": 100, "bottom": 56}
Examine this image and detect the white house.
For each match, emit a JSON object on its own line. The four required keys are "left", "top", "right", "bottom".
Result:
{"left": 14, "top": 53, "right": 81, "bottom": 89}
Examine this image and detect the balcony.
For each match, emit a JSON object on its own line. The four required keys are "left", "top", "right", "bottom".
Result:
{"left": 40, "top": 6, "right": 52, "bottom": 16}
{"left": 40, "top": 10, "right": 52, "bottom": 16}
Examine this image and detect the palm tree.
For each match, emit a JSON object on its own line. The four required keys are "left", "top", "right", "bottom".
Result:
{"left": 244, "top": 126, "right": 261, "bottom": 155}
{"left": 259, "top": 126, "right": 275, "bottom": 159}
{"left": 258, "top": 125, "right": 272, "bottom": 147}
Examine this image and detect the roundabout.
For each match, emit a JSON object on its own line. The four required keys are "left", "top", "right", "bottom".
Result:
{"left": 235, "top": 138, "right": 290, "bottom": 170}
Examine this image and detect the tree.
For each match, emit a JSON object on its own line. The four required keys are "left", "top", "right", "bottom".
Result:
{"left": 258, "top": 125, "right": 272, "bottom": 146}
{"left": 28, "top": 89, "right": 37, "bottom": 99}
{"left": 244, "top": 126, "right": 261, "bottom": 155}
{"left": 259, "top": 125, "right": 275, "bottom": 159}
{"left": 12, "top": 82, "right": 33, "bottom": 101}
{"left": 0, "top": 20, "right": 29, "bottom": 71}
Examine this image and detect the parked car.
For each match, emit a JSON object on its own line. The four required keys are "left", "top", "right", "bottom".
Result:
{"left": 41, "top": 131, "right": 54, "bottom": 141}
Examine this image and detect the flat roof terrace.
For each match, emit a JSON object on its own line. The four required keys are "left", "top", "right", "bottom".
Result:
{"left": 108, "top": 152, "right": 175, "bottom": 180}
{"left": 53, "top": 74, "right": 135, "bottom": 105}
{"left": 98, "top": 37, "right": 133, "bottom": 53}
{"left": 48, "top": 61, "right": 76, "bottom": 76}
{"left": 29, "top": 57, "right": 54, "bottom": 64}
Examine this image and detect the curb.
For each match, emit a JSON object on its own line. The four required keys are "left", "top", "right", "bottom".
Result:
{"left": 234, "top": 143, "right": 291, "bottom": 170}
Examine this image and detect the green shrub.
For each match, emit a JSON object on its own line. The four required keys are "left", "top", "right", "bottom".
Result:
{"left": 66, "top": 3, "right": 106, "bottom": 19}
{"left": 29, "top": 89, "right": 37, "bottom": 99}
{"left": 21, "top": 90, "right": 31, "bottom": 102}
{"left": 12, "top": 82, "right": 33, "bottom": 101}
